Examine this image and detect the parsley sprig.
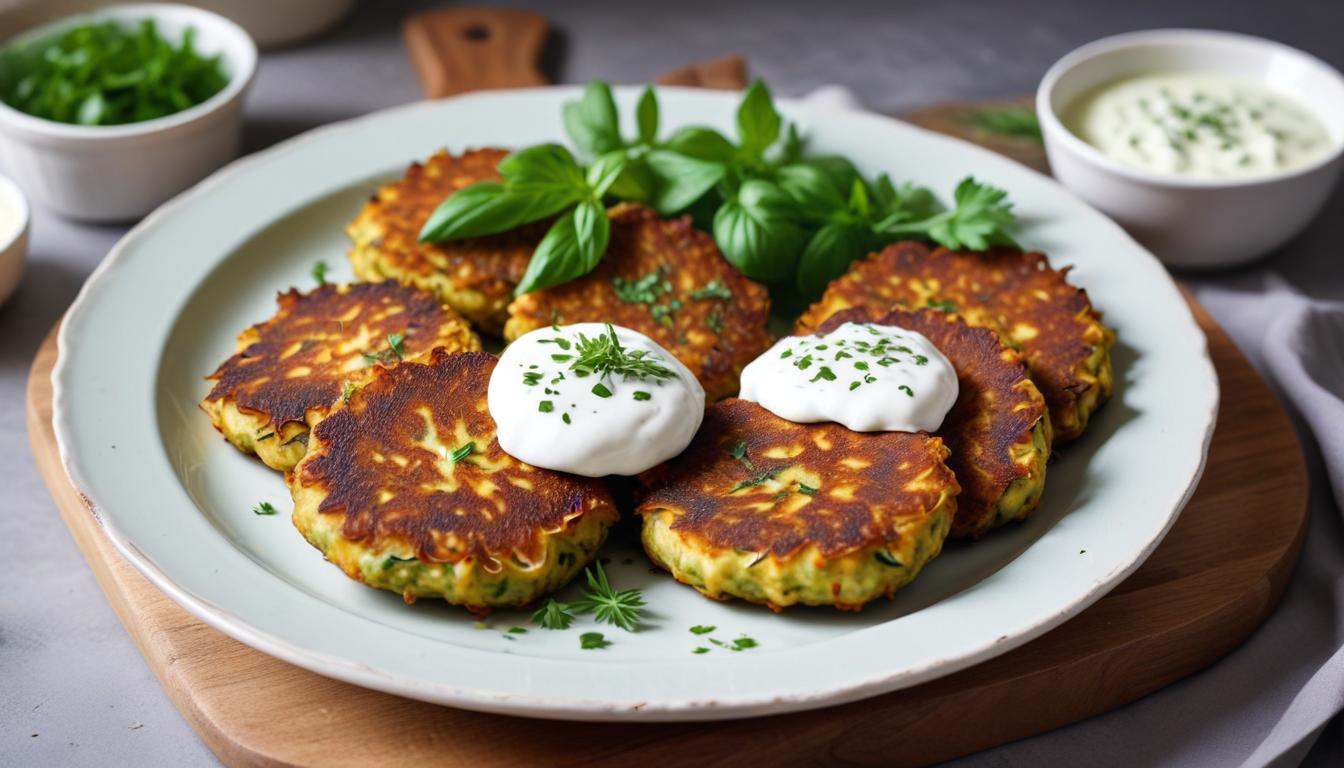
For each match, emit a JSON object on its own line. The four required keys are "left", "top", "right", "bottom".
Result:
{"left": 569, "top": 324, "right": 675, "bottom": 383}
{"left": 418, "top": 79, "right": 1022, "bottom": 302}
{"left": 530, "top": 561, "right": 645, "bottom": 633}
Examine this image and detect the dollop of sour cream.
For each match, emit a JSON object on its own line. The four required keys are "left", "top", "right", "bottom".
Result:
{"left": 1063, "top": 72, "right": 1332, "bottom": 179}
{"left": 489, "top": 323, "right": 705, "bottom": 477}
{"left": 739, "top": 322, "right": 958, "bottom": 433}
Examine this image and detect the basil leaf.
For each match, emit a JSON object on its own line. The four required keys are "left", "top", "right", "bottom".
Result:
{"left": 499, "top": 143, "right": 588, "bottom": 198}
{"left": 419, "top": 182, "right": 565, "bottom": 242}
{"left": 802, "top": 155, "right": 862, "bottom": 197}
{"left": 713, "top": 180, "right": 803, "bottom": 283}
{"left": 587, "top": 151, "right": 628, "bottom": 197}
{"left": 779, "top": 123, "right": 803, "bottom": 164}
{"left": 775, "top": 163, "right": 845, "bottom": 222}
{"left": 664, "top": 126, "right": 737, "bottom": 163}
{"left": 635, "top": 85, "right": 658, "bottom": 145}
{"left": 563, "top": 80, "right": 623, "bottom": 155}
{"left": 607, "top": 157, "right": 655, "bottom": 202}
{"left": 737, "top": 80, "right": 782, "bottom": 157}
{"left": 645, "top": 150, "right": 726, "bottom": 215}
{"left": 796, "top": 221, "right": 879, "bottom": 298}
{"left": 873, "top": 177, "right": 942, "bottom": 226}
{"left": 516, "top": 200, "right": 610, "bottom": 295}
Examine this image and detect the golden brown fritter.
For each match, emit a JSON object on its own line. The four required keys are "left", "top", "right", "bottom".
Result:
{"left": 636, "top": 398, "right": 959, "bottom": 610}
{"left": 796, "top": 241, "right": 1114, "bottom": 443}
{"left": 288, "top": 349, "right": 618, "bottom": 610}
{"left": 201, "top": 282, "right": 480, "bottom": 472}
{"left": 505, "top": 203, "right": 772, "bottom": 400}
{"left": 346, "top": 148, "right": 544, "bottom": 334}
{"left": 815, "top": 307, "right": 1051, "bottom": 538}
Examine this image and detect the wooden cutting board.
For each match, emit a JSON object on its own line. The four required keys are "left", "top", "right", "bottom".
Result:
{"left": 26, "top": 10, "right": 1310, "bottom": 767}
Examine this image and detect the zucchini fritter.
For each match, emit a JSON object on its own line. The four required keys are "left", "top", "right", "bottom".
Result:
{"left": 815, "top": 307, "right": 1051, "bottom": 538}
{"left": 796, "top": 241, "right": 1114, "bottom": 443}
{"left": 201, "top": 282, "right": 480, "bottom": 472}
{"left": 505, "top": 203, "right": 772, "bottom": 400}
{"left": 637, "top": 399, "right": 959, "bottom": 611}
{"left": 288, "top": 349, "right": 619, "bottom": 611}
{"left": 346, "top": 148, "right": 544, "bottom": 334}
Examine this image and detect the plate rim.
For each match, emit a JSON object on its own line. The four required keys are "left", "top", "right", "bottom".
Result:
{"left": 50, "top": 86, "right": 1219, "bottom": 721}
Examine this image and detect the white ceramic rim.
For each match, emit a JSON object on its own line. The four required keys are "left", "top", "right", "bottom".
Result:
{"left": 0, "top": 172, "right": 29, "bottom": 253}
{"left": 50, "top": 87, "right": 1219, "bottom": 721}
{"left": 0, "top": 3, "right": 257, "bottom": 140}
{"left": 1037, "top": 28, "right": 1344, "bottom": 189}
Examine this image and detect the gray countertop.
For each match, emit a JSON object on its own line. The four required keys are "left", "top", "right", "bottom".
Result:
{"left": 3, "top": 1, "right": 1342, "bottom": 765}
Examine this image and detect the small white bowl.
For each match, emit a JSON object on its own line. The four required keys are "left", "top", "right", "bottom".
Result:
{"left": 0, "top": 4, "right": 257, "bottom": 222}
{"left": 0, "top": 173, "right": 28, "bottom": 306}
{"left": 1038, "top": 29, "right": 1344, "bottom": 270}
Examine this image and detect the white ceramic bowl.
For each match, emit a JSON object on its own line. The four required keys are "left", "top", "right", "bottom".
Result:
{"left": 0, "top": 4, "right": 257, "bottom": 222}
{"left": 1038, "top": 29, "right": 1344, "bottom": 270}
{"left": 0, "top": 173, "right": 28, "bottom": 306}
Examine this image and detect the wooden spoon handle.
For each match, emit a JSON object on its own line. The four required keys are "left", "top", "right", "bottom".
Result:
{"left": 402, "top": 8, "right": 549, "bottom": 98}
{"left": 655, "top": 54, "right": 748, "bottom": 90}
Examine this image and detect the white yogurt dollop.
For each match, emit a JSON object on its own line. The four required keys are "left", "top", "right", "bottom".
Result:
{"left": 488, "top": 322, "right": 705, "bottom": 477}
{"left": 739, "top": 322, "right": 958, "bottom": 433}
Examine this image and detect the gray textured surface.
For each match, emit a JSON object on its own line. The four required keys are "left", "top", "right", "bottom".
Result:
{"left": 3, "top": 1, "right": 1342, "bottom": 765}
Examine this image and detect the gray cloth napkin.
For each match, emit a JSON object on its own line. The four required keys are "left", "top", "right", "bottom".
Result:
{"left": 799, "top": 87, "right": 1344, "bottom": 767}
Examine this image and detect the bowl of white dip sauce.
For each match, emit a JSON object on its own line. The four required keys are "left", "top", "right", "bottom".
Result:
{"left": 1038, "top": 29, "right": 1344, "bottom": 269}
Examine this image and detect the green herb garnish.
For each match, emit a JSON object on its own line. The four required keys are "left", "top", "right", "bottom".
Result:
{"left": 693, "top": 647, "right": 711, "bottom": 654}
{"left": 633, "top": 390, "right": 651, "bottom": 401}
{"left": 252, "top": 501, "right": 277, "bottom": 516}
{"left": 960, "top": 104, "right": 1043, "bottom": 141}
{"left": 507, "top": 626, "right": 528, "bottom": 634}
{"left": 382, "top": 554, "right": 417, "bottom": 570}
{"left": 730, "top": 468, "right": 780, "bottom": 494}
{"left": 690, "top": 625, "right": 716, "bottom": 635}
{"left": 689, "top": 280, "right": 732, "bottom": 301}
{"left": 341, "top": 381, "right": 357, "bottom": 404}
{"left": 580, "top": 632, "right": 611, "bottom": 650}
{"left": 531, "top": 598, "right": 576, "bottom": 630}
{"left": 538, "top": 400, "right": 555, "bottom": 413}
{"left": 927, "top": 299, "right": 957, "bottom": 313}
{"left": 727, "top": 440, "right": 754, "bottom": 469}
{"left": 591, "top": 382, "right": 613, "bottom": 398}
{"left": 450, "top": 442, "right": 476, "bottom": 464}
{"left": 311, "top": 260, "right": 329, "bottom": 285}
{"left": 569, "top": 324, "right": 675, "bottom": 383}
{"left": 361, "top": 333, "right": 407, "bottom": 366}
{"left": 571, "top": 562, "right": 645, "bottom": 632}
{"left": 798, "top": 483, "right": 818, "bottom": 495}
{"left": 0, "top": 19, "right": 229, "bottom": 126}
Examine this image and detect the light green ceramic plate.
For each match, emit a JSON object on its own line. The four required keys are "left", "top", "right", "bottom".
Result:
{"left": 51, "top": 87, "right": 1218, "bottom": 721}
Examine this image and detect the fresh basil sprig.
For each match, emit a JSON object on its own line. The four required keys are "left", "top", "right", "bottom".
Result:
{"left": 419, "top": 79, "right": 1022, "bottom": 301}
{"left": 418, "top": 143, "right": 625, "bottom": 294}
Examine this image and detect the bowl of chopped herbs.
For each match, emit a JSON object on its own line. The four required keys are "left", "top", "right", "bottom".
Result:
{"left": 0, "top": 4, "right": 256, "bottom": 221}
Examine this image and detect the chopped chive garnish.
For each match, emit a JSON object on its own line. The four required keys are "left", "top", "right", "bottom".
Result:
{"left": 450, "top": 442, "right": 476, "bottom": 463}
{"left": 539, "top": 400, "right": 554, "bottom": 413}
{"left": 633, "top": 390, "right": 651, "bottom": 401}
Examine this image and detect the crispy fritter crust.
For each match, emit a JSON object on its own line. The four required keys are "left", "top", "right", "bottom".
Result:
{"left": 505, "top": 203, "right": 773, "bottom": 400}
{"left": 817, "top": 307, "right": 1050, "bottom": 538}
{"left": 795, "top": 241, "right": 1114, "bottom": 443}
{"left": 346, "top": 148, "right": 544, "bottom": 334}
{"left": 636, "top": 399, "right": 959, "bottom": 609}
{"left": 289, "top": 349, "right": 618, "bottom": 609}
{"left": 201, "top": 282, "right": 480, "bottom": 471}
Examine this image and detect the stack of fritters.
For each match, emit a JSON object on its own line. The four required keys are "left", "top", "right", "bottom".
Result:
{"left": 288, "top": 349, "right": 619, "bottom": 611}
{"left": 505, "top": 203, "right": 773, "bottom": 400}
{"left": 637, "top": 399, "right": 960, "bottom": 611}
{"left": 796, "top": 241, "right": 1114, "bottom": 443}
{"left": 814, "top": 307, "right": 1051, "bottom": 539}
{"left": 201, "top": 282, "right": 480, "bottom": 472}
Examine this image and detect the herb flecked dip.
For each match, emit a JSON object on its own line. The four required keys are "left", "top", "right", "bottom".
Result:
{"left": 1062, "top": 72, "right": 1332, "bottom": 178}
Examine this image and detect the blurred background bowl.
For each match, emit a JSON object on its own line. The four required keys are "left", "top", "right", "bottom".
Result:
{"left": 0, "top": 3, "right": 257, "bottom": 221}
{"left": 1037, "top": 29, "right": 1344, "bottom": 270}
{"left": 0, "top": 172, "right": 29, "bottom": 306}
